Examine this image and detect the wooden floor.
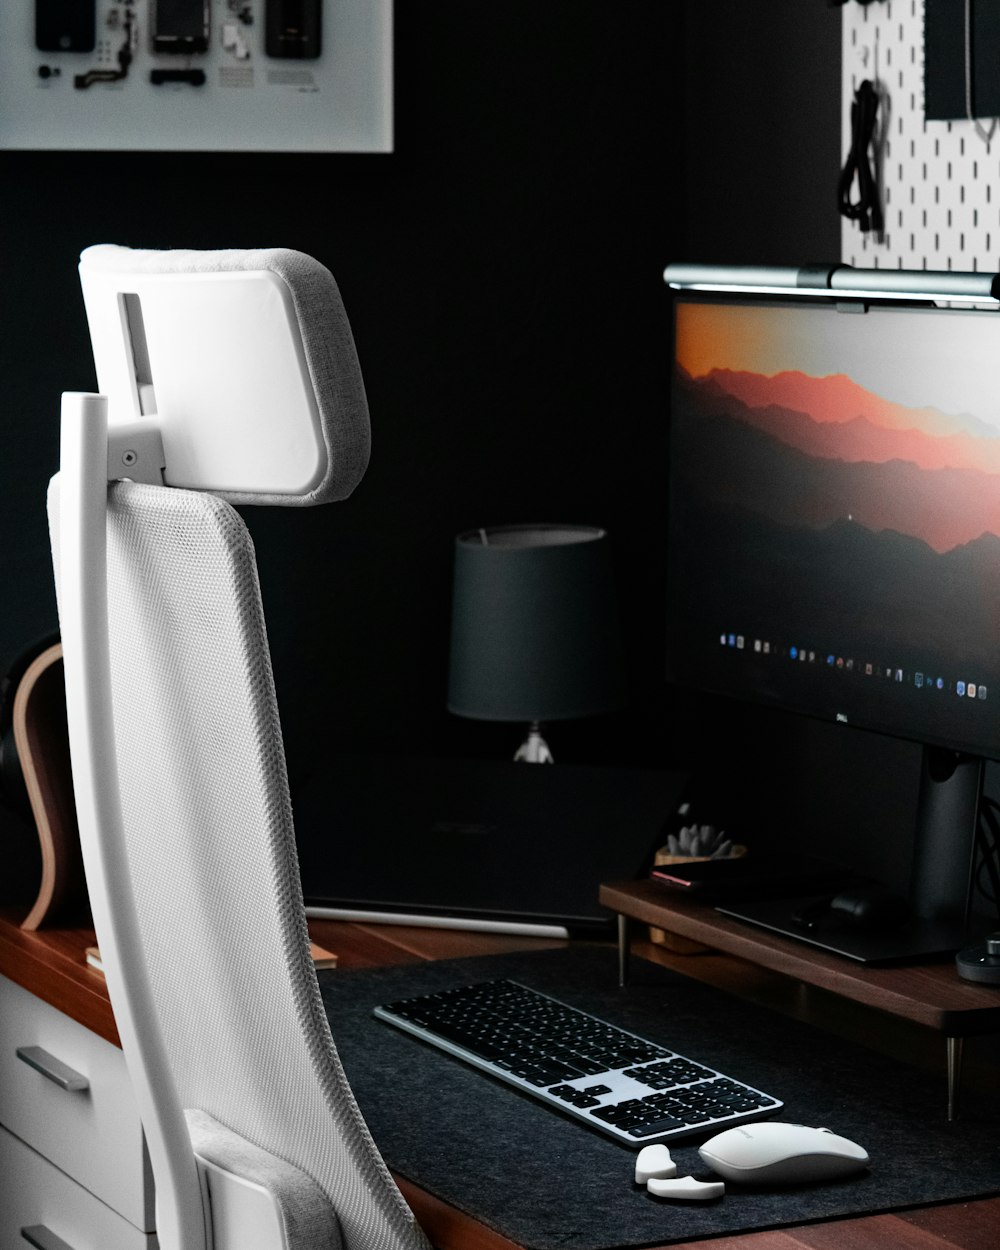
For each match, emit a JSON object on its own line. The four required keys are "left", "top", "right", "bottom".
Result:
{"left": 2, "top": 907, "right": 998, "bottom": 1250}
{"left": 675, "top": 1202, "right": 1000, "bottom": 1250}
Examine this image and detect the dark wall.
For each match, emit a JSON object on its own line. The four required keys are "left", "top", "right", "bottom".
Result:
{"left": 7, "top": 3, "right": 908, "bottom": 903}
{"left": 680, "top": 2, "right": 844, "bottom": 265}
{"left": 1, "top": 4, "right": 685, "bottom": 899}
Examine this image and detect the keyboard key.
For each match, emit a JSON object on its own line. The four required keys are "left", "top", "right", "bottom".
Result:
{"left": 629, "top": 1117, "right": 687, "bottom": 1138}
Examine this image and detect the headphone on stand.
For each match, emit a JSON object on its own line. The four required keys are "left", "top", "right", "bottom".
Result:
{"left": 0, "top": 632, "right": 62, "bottom": 819}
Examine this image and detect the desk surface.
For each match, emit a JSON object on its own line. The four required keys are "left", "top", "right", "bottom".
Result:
{"left": 1, "top": 904, "right": 997, "bottom": 1250}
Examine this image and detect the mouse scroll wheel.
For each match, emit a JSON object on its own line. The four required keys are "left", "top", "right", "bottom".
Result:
{"left": 816, "top": 1127, "right": 833, "bottom": 1134}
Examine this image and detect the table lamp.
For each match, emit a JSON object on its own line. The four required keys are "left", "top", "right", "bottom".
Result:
{"left": 447, "top": 524, "right": 626, "bottom": 762}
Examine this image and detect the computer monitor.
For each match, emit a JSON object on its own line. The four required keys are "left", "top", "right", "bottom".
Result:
{"left": 663, "top": 265, "right": 1000, "bottom": 960}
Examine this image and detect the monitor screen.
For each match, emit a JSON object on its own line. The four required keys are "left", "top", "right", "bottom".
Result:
{"left": 666, "top": 295, "right": 1000, "bottom": 764}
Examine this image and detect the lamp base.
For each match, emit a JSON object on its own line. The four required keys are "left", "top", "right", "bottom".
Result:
{"left": 514, "top": 722, "right": 553, "bottom": 764}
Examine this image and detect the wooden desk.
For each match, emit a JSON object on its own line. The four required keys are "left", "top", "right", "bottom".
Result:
{"left": 1, "top": 905, "right": 998, "bottom": 1250}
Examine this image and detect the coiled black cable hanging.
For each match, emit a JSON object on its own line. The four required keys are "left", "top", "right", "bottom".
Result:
{"left": 965, "top": 0, "right": 998, "bottom": 145}
{"left": 838, "top": 79, "right": 883, "bottom": 235}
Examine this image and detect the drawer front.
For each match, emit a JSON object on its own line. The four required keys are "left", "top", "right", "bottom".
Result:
{"left": 0, "top": 1124, "right": 156, "bottom": 1250}
{"left": 0, "top": 976, "right": 154, "bottom": 1232}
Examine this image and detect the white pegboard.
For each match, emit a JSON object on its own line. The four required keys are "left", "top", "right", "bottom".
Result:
{"left": 841, "top": 0, "right": 998, "bottom": 272}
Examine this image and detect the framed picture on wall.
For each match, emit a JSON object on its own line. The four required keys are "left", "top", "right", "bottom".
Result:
{"left": 0, "top": 1, "right": 392, "bottom": 152}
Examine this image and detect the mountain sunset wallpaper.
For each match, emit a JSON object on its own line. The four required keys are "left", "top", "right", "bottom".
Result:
{"left": 667, "top": 298, "right": 1000, "bottom": 756}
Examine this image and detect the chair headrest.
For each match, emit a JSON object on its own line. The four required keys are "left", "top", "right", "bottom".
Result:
{"left": 79, "top": 245, "right": 371, "bottom": 506}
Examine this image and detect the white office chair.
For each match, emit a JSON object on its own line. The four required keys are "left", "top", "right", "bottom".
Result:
{"left": 51, "top": 246, "right": 431, "bottom": 1250}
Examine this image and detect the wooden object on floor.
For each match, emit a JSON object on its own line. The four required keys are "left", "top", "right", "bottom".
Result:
{"left": 308, "top": 941, "right": 338, "bottom": 968}
{"left": 12, "top": 645, "right": 86, "bottom": 931}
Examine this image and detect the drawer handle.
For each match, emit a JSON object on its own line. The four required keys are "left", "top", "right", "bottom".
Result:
{"left": 15, "top": 1046, "right": 90, "bottom": 1092}
{"left": 21, "top": 1227, "right": 77, "bottom": 1250}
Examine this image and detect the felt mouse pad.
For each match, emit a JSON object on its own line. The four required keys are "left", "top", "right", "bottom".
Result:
{"left": 318, "top": 947, "right": 1000, "bottom": 1250}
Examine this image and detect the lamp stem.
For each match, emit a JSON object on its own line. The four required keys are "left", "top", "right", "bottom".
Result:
{"left": 514, "top": 721, "right": 554, "bottom": 764}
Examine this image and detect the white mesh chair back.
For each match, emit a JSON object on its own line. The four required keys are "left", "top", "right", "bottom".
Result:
{"left": 99, "top": 479, "right": 428, "bottom": 1250}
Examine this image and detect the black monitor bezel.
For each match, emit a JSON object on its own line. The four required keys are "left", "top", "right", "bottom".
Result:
{"left": 664, "top": 288, "right": 1000, "bottom": 768}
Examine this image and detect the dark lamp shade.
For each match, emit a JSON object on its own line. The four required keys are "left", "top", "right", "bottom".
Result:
{"left": 447, "top": 524, "right": 627, "bottom": 723}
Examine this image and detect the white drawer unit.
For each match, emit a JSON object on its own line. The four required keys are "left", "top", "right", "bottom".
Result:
{"left": 0, "top": 1124, "right": 156, "bottom": 1250}
{"left": 0, "top": 976, "right": 154, "bottom": 1234}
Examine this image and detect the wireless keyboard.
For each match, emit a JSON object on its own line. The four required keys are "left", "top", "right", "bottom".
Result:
{"left": 373, "top": 978, "right": 783, "bottom": 1146}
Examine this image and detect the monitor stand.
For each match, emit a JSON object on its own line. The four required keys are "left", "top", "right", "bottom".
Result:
{"left": 716, "top": 896, "right": 966, "bottom": 964}
{"left": 721, "top": 746, "right": 984, "bottom": 965}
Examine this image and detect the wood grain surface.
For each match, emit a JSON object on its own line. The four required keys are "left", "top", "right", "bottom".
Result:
{"left": 1, "top": 907, "right": 996, "bottom": 1249}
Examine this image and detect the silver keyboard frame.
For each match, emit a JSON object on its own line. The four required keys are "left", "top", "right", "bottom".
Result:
{"left": 374, "top": 980, "right": 783, "bottom": 1147}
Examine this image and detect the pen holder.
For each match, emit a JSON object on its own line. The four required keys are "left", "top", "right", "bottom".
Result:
{"left": 648, "top": 844, "right": 746, "bottom": 952}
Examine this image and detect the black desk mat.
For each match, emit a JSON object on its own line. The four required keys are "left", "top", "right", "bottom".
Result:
{"left": 318, "top": 947, "right": 1000, "bottom": 1250}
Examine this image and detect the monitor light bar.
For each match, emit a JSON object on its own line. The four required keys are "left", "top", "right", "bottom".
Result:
{"left": 663, "top": 262, "right": 1000, "bottom": 305}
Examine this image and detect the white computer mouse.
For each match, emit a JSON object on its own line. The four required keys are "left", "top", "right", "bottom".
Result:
{"left": 698, "top": 1122, "right": 869, "bottom": 1186}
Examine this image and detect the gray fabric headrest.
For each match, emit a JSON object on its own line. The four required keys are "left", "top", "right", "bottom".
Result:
{"left": 80, "top": 245, "right": 371, "bottom": 507}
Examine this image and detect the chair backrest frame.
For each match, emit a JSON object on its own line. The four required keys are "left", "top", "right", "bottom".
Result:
{"left": 55, "top": 389, "right": 210, "bottom": 1250}
{"left": 53, "top": 247, "right": 427, "bottom": 1250}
